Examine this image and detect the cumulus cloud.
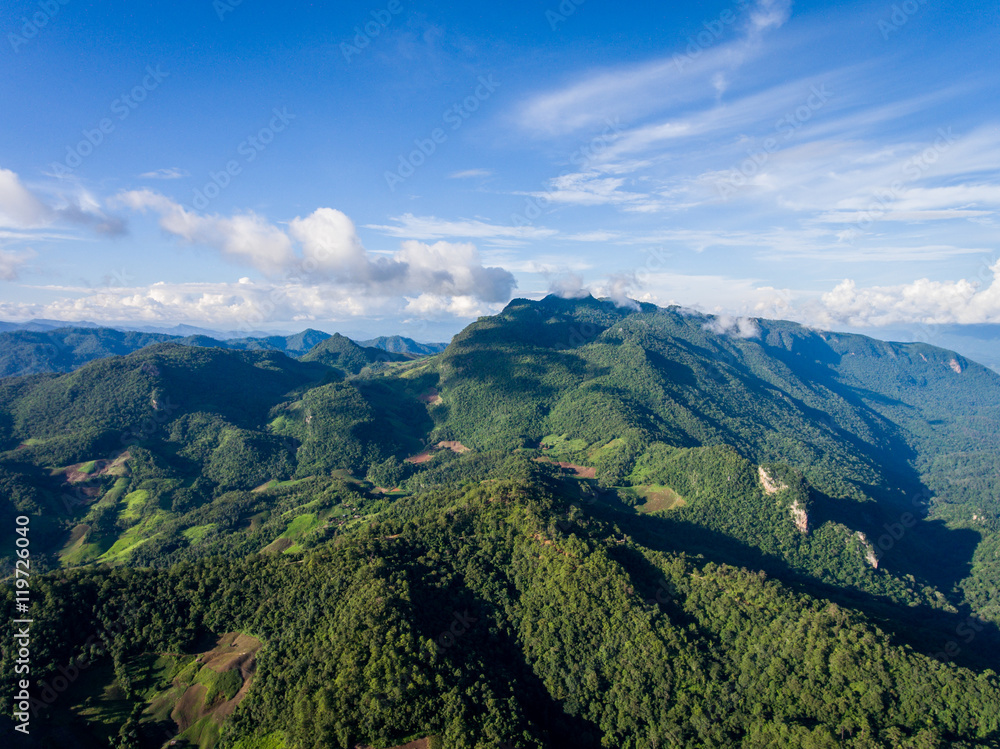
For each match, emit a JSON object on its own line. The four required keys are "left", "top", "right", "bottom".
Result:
{"left": 592, "top": 273, "right": 640, "bottom": 309}
{"left": 289, "top": 207, "right": 374, "bottom": 281}
{"left": 114, "top": 191, "right": 517, "bottom": 305}
{"left": 548, "top": 273, "right": 590, "bottom": 298}
{"left": 396, "top": 240, "right": 515, "bottom": 302}
{"left": 53, "top": 189, "right": 127, "bottom": 236}
{"left": 403, "top": 294, "right": 497, "bottom": 318}
{"left": 0, "top": 277, "right": 510, "bottom": 329}
{"left": 118, "top": 189, "right": 295, "bottom": 275}
{"left": 703, "top": 314, "right": 762, "bottom": 338}
{"left": 818, "top": 260, "right": 1000, "bottom": 326}
{"left": 0, "top": 168, "right": 51, "bottom": 228}
{"left": 547, "top": 272, "right": 643, "bottom": 309}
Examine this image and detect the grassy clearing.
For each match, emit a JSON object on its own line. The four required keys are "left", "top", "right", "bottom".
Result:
{"left": 632, "top": 484, "right": 686, "bottom": 513}
{"left": 63, "top": 633, "right": 260, "bottom": 749}
{"left": 103, "top": 477, "right": 130, "bottom": 505}
{"left": 282, "top": 512, "right": 318, "bottom": 537}
{"left": 230, "top": 732, "right": 287, "bottom": 749}
{"left": 59, "top": 523, "right": 100, "bottom": 566}
{"left": 183, "top": 523, "right": 218, "bottom": 544}
{"left": 98, "top": 510, "right": 170, "bottom": 563}
{"left": 120, "top": 489, "right": 150, "bottom": 520}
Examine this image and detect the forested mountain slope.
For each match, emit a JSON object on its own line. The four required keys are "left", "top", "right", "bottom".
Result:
{"left": 2, "top": 295, "right": 999, "bottom": 748}
{"left": 0, "top": 326, "right": 445, "bottom": 378}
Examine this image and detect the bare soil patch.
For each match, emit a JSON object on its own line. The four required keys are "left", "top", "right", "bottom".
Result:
{"left": 534, "top": 456, "right": 597, "bottom": 479}
{"left": 357, "top": 737, "right": 434, "bottom": 749}
{"left": 406, "top": 440, "right": 471, "bottom": 464}
{"left": 418, "top": 388, "right": 443, "bottom": 405}
{"left": 60, "top": 451, "right": 131, "bottom": 484}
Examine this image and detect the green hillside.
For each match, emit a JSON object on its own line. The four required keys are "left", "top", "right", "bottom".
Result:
{"left": 298, "top": 333, "right": 410, "bottom": 375}
{"left": 0, "top": 327, "right": 178, "bottom": 378}
{"left": 2, "top": 295, "right": 999, "bottom": 748}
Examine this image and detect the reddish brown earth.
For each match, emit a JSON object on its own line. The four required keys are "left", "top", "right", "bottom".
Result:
{"left": 436, "top": 440, "right": 470, "bottom": 453}
{"left": 418, "top": 388, "right": 443, "bottom": 405}
{"left": 534, "top": 456, "right": 596, "bottom": 479}
{"left": 357, "top": 738, "right": 433, "bottom": 749}
{"left": 169, "top": 633, "right": 261, "bottom": 730}
{"left": 406, "top": 440, "right": 471, "bottom": 464}
{"left": 59, "top": 450, "right": 131, "bottom": 484}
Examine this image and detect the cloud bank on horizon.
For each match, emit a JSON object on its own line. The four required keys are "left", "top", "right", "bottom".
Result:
{"left": 1, "top": 0, "right": 998, "bottom": 337}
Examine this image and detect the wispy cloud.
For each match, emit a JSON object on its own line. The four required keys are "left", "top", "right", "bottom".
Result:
{"left": 0, "top": 248, "right": 35, "bottom": 280}
{"left": 367, "top": 213, "right": 558, "bottom": 240}
{"left": 139, "top": 167, "right": 190, "bottom": 180}
{"left": 448, "top": 168, "right": 493, "bottom": 179}
{"left": 0, "top": 167, "right": 126, "bottom": 237}
{"left": 515, "top": 0, "right": 795, "bottom": 137}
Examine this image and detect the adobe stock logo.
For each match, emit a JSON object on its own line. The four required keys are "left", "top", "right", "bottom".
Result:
{"left": 189, "top": 107, "right": 295, "bottom": 210}
{"left": 49, "top": 66, "right": 169, "bottom": 178}
{"left": 7, "top": 0, "right": 71, "bottom": 52}
{"left": 341, "top": 0, "right": 404, "bottom": 63}
{"left": 384, "top": 76, "right": 499, "bottom": 191}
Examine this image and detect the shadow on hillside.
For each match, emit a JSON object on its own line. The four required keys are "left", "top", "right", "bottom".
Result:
{"left": 590, "top": 493, "right": 1000, "bottom": 676}
{"left": 406, "top": 566, "right": 603, "bottom": 748}
{"left": 808, "top": 487, "right": 982, "bottom": 593}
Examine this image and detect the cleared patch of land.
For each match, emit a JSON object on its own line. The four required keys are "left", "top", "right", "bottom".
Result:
{"left": 632, "top": 485, "right": 686, "bottom": 513}
{"left": 67, "top": 632, "right": 261, "bottom": 749}
{"left": 534, "top": 456, "right": 597, "bottom": 479}
{"left": 406, "top": 440, "right": 471, "bottom": 464}
{"left": 418, "top": 388, "right": 442, "bottom": 405}
{"left": 357, "top": 736, "right": 440, "bottom": 749}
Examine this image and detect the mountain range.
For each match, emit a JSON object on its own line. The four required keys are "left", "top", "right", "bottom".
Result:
{"left": 1, "top": 295, "right": 998, "bottom": 748}
{"left": 0, "top": 326, "right": 447, "bottom": 379}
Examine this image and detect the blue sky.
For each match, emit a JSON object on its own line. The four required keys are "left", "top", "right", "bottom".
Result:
{"left": 1, "top": 0, "right": 998, "bottom": 341}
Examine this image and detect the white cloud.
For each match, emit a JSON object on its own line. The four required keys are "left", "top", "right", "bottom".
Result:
{"left": 139, "top": 167, "right": 189, "bottom": 180}
{"left": 818, "top": 260, "right": 1000, "bottom": 326}
{"left": 0, "top": 167, "right": 126, "bottom": 238}
{"left": 591, "top": 273, "right": 640, "bottom": 309}
{"left": 403, "top": 293, "right": 501, "bottom": 319}
{"left": 548, "top": 273, "right": 589, "bottom": 298}
{"left": 114, "top": 192, "right": 517, "bottom": 304}
{"left": 289, "top": 207, "right": 372, "bottom": 281}
{"left": 0, "top": 168, "right": 51, "bottom": 229}
{"left": 518, "top": 171, "right": 659, "bottom": 210}
{"left": 0, "top": 248, "right": 35, "bottom": 280}
{"left": 367, "top": 213, "right": 558, "bottom": 240}
{"left": 515, "top": 0, "right": 793, "bottom": 137}
{"left": 0, "top": 277, "right": 507, "bottom": 328}
{"left": 448, "top": 169, "right": 493, "bottom": 179}
{"left": 634, "top": 269, "right": 797, "bottom": 318}
{"left": 704, "top": 314, "right": 761, "bottom": 338}
{"left": 118, "top": 189, "right": 295, "bottom": 275}
{"left": 749, "top": 0, "right": 793, "bottom": 33}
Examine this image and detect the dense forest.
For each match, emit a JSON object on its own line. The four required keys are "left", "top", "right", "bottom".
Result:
{"left": 2, "top": 295, "right": 999, "bottom": 747}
